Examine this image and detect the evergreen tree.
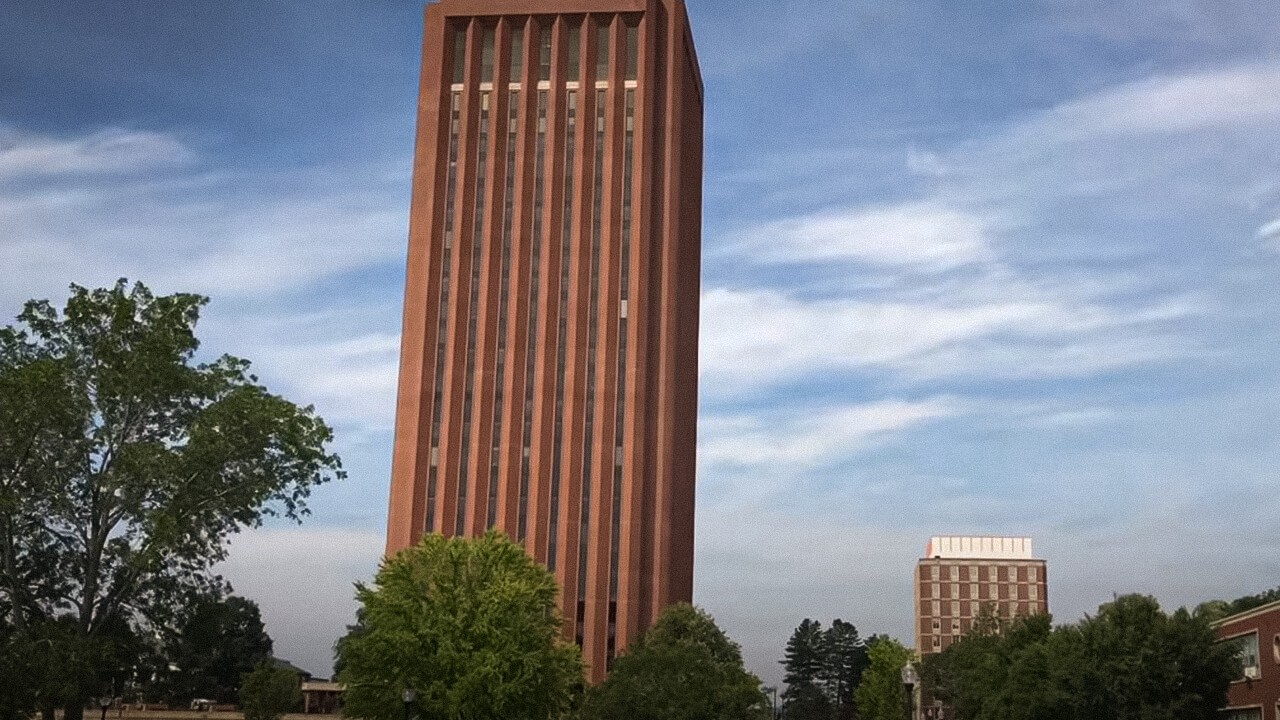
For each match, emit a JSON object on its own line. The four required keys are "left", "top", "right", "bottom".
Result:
{"left": 823, "top": 620, "right": 869, "bottom": 719}
{"left": 781, "top": 619, "right": 829, "bottom": 719}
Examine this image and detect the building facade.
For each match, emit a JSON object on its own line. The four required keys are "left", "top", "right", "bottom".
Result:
{"left": 914, "top": 536, "right": 1048, "bottom": 655}
{"left": 1215, "top": 600, "right": 1280, "bottom": 720}
{"left": 385, "top": 0, "right": 702, "bottom": 681}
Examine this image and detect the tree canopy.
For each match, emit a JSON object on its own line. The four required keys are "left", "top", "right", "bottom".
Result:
{"left": 0, "top": 280, "right": 342, "bottom": 717}
{"left": 582, "top": 603, "right": 769, "bottom": 720}
{"left": 1195, "top": 585, "right": 1280, "bottom": 623}
{"left": 335, "top": 530, "right": 583, "bottom": 720}
{"left": 924, "top": 594, "right": 1239, "bottom": 720}
{"left": 779, "top": 618, "right": 871, "bottom": 720}
{"left": 239, "top": 662, "right": 302, "bottom": 720}
{"left": 853, "top": 637, "right": 913, "bottom": 720}
{"left": 161, "top": 594, "right": 274, "bottom": 704}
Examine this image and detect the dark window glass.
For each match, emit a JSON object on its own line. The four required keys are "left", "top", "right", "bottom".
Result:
{"left": 510, "top": 23, "right": 524, "bottom": 81}
{"left": 539, "top": 23, "right": 552, "bottom": 81}
{"left": 481, "top": 27, "right": 495, "bottom": 82}
{"left": 596, "top": 20, "right": 610, "bottom": 81}
{"left": 453, "top": 26, "right": 468, "bottom": 85}
{"left": 625, "top": 22, "right": 638, "bottom": 80}
{"left": 567, "top": 23, "right": 581, "bottom": 81}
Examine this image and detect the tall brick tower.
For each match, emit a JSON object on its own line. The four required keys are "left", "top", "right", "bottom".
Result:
{"left": 386, "top": 0, "right": 702, "bottom": 681}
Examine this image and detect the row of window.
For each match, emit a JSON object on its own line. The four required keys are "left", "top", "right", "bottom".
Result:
{"left": 925, "top": 582, "right": 1040, "bottom": 600}
{"left": 452, "top": 15, "right": 640, "bottom": 88}
{"left": 923, "top": 600, "right": 1042, "bottom": 619}
{"left": 926, "top": 563, "right": 1040, "bottom": 583}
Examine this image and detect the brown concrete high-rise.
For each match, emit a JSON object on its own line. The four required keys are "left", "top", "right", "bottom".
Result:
{"left": 385, "top": 0, "right": 702, "bottom": 681}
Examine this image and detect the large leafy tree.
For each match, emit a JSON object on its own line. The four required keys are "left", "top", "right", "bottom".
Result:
{"left": 853, "top": 638, "right": 913, "bottom": 720}
{"left": 925, "top": 594, "right": 1239, "bottom": 720}
{"left": 162, "top": 594, "right": 274, "bottom": 704}
{"left": 239, "top": 662, "right": 302, "bottom": 720}
{"left": 0, "top": 280, "right": 342, "bottom": 718}
{"left": 583, "top": 603, "right": 769, "bottom": 720}
{"left": 335, "top": 530, "right": 583, "bottom": 720}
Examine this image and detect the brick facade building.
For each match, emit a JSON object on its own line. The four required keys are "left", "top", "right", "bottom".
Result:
{"left": 1215, "top": 600, "right": 1280, "bottom": 720}
{"left": 914, "top": 536, "right": 1049, "bottom": 655}
{"left": 385, "top": 0, "right": 703, "bottom": 682}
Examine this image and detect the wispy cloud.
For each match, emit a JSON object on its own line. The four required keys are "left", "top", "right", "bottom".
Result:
{"left": 0, "top": 126, "right": 192, "bottom": 179}
{"left": 730, "top": 202, "right": 996, "bottom": 270}
{"left": 700, "top": 398, "right": 962, "bottom": 470}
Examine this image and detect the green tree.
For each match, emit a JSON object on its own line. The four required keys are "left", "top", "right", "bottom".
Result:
{"left": 0, "top": 280, "right": 342, "bottom": 719}
{"left": 335, "top": 530, "right": 583, "bottom": 720}
{"left": 853, "top": 638, "right": 912, "bottom": 720}
{"left": 239, "top": 662, "right": 302, "bottom": 720}
{"left": 164, "top": 594, "right": 274, "bottom": 704}
{"left": 1195, "top": 585, "right": 1280, "bottom": 623}
{"left": 924, "top": 595, "right": 1238, "bottom": 720}
{"left": 822, "top": 619, "right": 868, "bottom": 719}
{"left": 781, "top": 619, "right": 828, "bottom": 719}
{"left": 583, "top": 603, "right": 769, "bottom": 720}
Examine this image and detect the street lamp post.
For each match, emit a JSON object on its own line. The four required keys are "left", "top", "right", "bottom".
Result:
{"left": 900, "top": 662, "right": 919, "bottom": 720}
{"left": 401, "top": 688, "right": 415, "bottom": 720}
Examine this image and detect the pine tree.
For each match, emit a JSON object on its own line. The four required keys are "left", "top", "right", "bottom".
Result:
{"left": 823, "top": 620, "right": 868, "bottom": 719}
{"left": 781, "top": 619, "right": 830, "bottom": 719}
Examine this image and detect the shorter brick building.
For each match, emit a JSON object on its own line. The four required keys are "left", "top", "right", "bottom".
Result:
{"left": 914, "top": 536, "right": 1048, "bottom": 655}
{"left": 1215, "top": 599, "right": 1280, "bottom": 720}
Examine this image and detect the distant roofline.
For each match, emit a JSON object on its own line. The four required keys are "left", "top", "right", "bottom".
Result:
{"left": 1211, "top": 597, "right": 1280, "bottom": 628}
{"left": 924, "top": 535, "right": 1035, "bottom": 559}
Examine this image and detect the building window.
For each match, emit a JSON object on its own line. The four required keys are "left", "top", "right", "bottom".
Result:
{"left": 1222, "top": 709, "right": 1261, "bottom": 720}
{"left": 932, "top": 636, "right": 941, "bottom": 650}
{"left": 951, "top": 619, "right": 960, "bottom": 635}
{"left": 515, "top": 87, "right": 549, "bottom": 543}
{"left": 950, "top": 565, "right": 960, "bottom": 581}
{"left": 546, "top": 88, "right": 578, "bottom": 573}
{"left": 932, "top": 619, "right": 940, "bottom": 631}
{"left": 1226, "top": 632, "right": 1261, "bottom": 680}
{"left": 608, "top": 87, "right": 636, "bottom": 605}
{"left": 930, "top": 565, "right": 940, "bottom": 581}
{"left": 1029, "top": 585, "right": 1038, "bottom": 600}
{"left": 932, "top": 601, "right": 940, "bottom": 616}
{"left": 951, "top": 583, "right": 959, "bottom": 599}
{"left": 951, "top": 601, "right": 960, "bottom": 617}
{"left": 1028, "top": 566, "right": 1038, "bottom": 582}
{"left": 931, "top": 583, "right": 939, "bottom": 599}
{"left": 455, "top": 89, "right": 493, "bottom": 536}
{"left": 624, "top": 19, "right": 638, "bottom": 81}
{"left": 970, "top": 583, "right": 979, "bottom": 600}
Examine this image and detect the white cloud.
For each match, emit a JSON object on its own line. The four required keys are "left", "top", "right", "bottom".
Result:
{"left": 698, "top": 284, "right": 1198, "bottom": 393}
{"left": 733, "top": 202, "right": 995, "bottom": 270}
{"left": 218, "top": 527, "right": 384, "bottom": 678}
{"left": 1035, "top": 65, "right": 1280, "bottom": 141}
{"left": 1258, "top": 217, "right": 1280, "bottom": 250}
{"left": 0, "top": 126, "right": 193, "bottom": 179}
{"left": 248, "top": 332, "right": 402, "bottom": 431}
{"left": 0, "top": 127, "right": 406, "bottom": 311}
{"left": 700, "top": 398, "right": 962, "bottom": 469}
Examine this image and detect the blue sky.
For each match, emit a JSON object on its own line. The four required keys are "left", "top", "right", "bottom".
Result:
{"left": 4, "top": 0, "right": 1280, "bottom": 686}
